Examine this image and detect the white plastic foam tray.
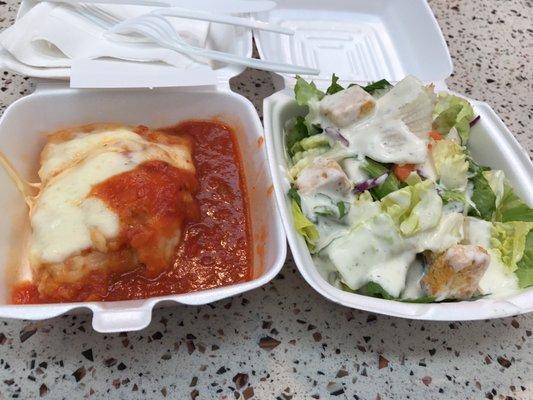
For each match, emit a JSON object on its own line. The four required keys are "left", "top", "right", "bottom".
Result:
{"left": 259, "top": 0, "right": 533, "bottom": 320}
{"left": 0, "top": 85, "right": 286, "bottom": 332}
{"left": 254, "top": 0, "right": 452, "bottom": 88}
{"left": 264, "top": 90, "right": 533, "bottom": 321}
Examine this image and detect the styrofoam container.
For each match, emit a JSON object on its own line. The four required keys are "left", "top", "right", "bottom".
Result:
{"left": 0, "top": 88, "right": 286, "bottom": 332}
{"left": 0, "top": 0, "right": 287, "bottom": 332}
{"left": 264, "top": 91, "right": 533, "bottom": 320}
{"left": 254, "top": 0, "right": 452, "bottom": 88}
{"left": 259, "top": 0, "right": 533, "bottom": 320}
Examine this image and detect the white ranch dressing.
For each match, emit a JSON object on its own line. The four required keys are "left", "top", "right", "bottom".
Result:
{"left": 343, "top": 118, "right": 427, "bottom": 164}
{"left": 325, "top": 214, "right": 415, "bottom": 297}
{"left": 463, "top": 217, "right": 519, "bottom": 296}
{"left": 401, "top": 258, "right": 425, "bottom": 300}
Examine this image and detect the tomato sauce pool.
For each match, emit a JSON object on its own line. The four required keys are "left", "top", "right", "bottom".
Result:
{"left": 11, "top": 120, "right": 253, "bottom": 303}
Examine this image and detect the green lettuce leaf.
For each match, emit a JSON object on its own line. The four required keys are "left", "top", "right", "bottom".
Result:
{"left": 288, "top": 187, "right": 301, "bottom": 206}
{"left": 381, "top": 179, "right": 442, "bottom": 236}
{"left": 431, "top": 139, "right": 469, "bottom": 190}
{"left": 469, "top": 170, "right": 496, "bottom": 221}
{"left": 286, "top": 116, "right": 309, "bottom": 156}
{"left": 482, "top": 170, "right": 505, "bottom": 207}
{"left": 400, "top": 296, "right": 437, "bottom": 303}
{"left": 337, "top": 201, "right": 347, "bottom": 219}
{"left": 360, "top": 158, "right": 401, "bottom": 200}
{"left": 515, "top": 230, "right": 533, "bottom": 288}
{"left": 440, "top": 189, "right": 466, "bottom": 205}
{"left": 289, "top": 147, "right": 329, "bottom": 179}
{"left": 401, "top": 294, "right": 487, "bottom": 303}
{"left": 495, "top": 183, "right": 533, "bottom": 222}
{"left": 361, "top": 282, "right": 395, "bottom": 300}
{"left": 290, "top": 198, "right": 319, "bottom": 249}
{"left": 362, "top": 79, "right": 392, "bottom": 95}
{"left": 326, "top": 73, "right": 344, "bottom": 95}
{"left": 490, "top": 221, "right": 533, "bottom": 272}
{"left": 294, "top": 75, "right": 325, "bottom": 106}
{"left": 296, "top": 134, "right": 330, "bottom": 152}
{"left": 433, "top": 93, "right": 475, "bottom": 144}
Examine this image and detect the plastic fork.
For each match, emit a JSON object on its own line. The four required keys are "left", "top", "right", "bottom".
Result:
{"left": 39, "top": 0, "right": 278, "bottom": 13}
{"left": 152, "top": 8, "right": 294, "bottom": 35}
{"left": 77, "top": 4, "right": 295, "bottom": 36}
{"left": 107, "top": 14, "right": 320, "bottom": 75}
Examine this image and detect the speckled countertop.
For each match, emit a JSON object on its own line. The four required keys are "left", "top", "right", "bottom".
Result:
{"left": 0, "top": 1, "right": 532, "bottom": 399}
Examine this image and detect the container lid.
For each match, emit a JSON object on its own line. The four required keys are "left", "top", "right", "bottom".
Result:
{"left": 5, "top": 0, "right": 253, "bottom": 88}
{"left": 253, "top": 0, "right": 453, "bottom": 89}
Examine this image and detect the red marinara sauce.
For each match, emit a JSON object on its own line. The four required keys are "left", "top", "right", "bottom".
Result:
{"left": 11, "top": 120, "right": 253, "bottom": 303}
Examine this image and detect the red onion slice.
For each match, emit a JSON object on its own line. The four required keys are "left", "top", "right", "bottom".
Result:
{"left": 325, "top": 127, "right": 350, "bottom": 147}
{"left": 469, "top": 115, "right": 480, "bottom": 127}
{"left": 353, "top": 173, "right": 388, "bottom": 194}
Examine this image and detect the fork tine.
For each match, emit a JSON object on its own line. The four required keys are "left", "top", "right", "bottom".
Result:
{"left": 142, "top": 16, "right": 177, "bottom": 43}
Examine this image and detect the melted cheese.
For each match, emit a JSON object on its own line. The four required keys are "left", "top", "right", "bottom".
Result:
{"left": 30, "top": 126, "right": 194, "bottom": 265}
{"left": 40, "top": 128, "right": 193, "bottom": 181}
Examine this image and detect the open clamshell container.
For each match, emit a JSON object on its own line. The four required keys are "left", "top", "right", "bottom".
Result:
{"left": 258, "top": 0, "right": 533, "bottom": 320}
{"left": 0, "top": 3, "right": 286, "bottom": 332}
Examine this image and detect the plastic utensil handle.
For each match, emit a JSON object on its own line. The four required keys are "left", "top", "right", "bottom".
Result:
{"left": 166, "top": 0, "right": 277, "bottom": 13}
{"left": 155, "top": 8, "right": 294, "bottom": 35}
{"left": 38, "top": 0, "right": 277, "bottom": 12}
{"left": 168, "top": 42, "right": 319, "bottom": 75}
{"left": 40, "top": 0, "right": 169, "bottom": 7}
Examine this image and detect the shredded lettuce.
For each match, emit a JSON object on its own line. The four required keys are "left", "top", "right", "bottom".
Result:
{"left": 400, "top": 296, "right": 438, "bottom": 303}
{"left": 289, "top": 147, "right": 329, "bottom": 179}
{"left": 469, "top": 169, "right": 497, "bottom": 221}
{"left": 344, "top": 191, "right": 381, "bottom": 227}
{"left": 360, "top": 158, "right": 401, "bottom": 200}
{"left": 494, "top": 182, "right": 533, "bottom": 222}
{"left": 294, "top": 75, "right": 325, "bottom": 106}
{"left": 288, "top": 187, "right": 301, "bottom": 205}
{"left": 431, "top": 139, "right": 469, "bottom": 190}
{"left": 433, "top": 93, "right": 475, "bottom": 144}
{"left": 362, "top": 79, "right": 392, "bottom": 95}
{"left": 337, "top": 201, "right": 347, "bottom": 219}
{"left": 297, "top": 134, "right": 330, "bottom": 152}
{"left": 290, "top": 198, "right": 319, "bottom": 249}
{"left": 413, "top": 211, "right": 464, "bottom": 253}
{"left": 381, "top": 180, "right": 442, "bottom": 236}
{"left": 361, "top": 282, "right": 395, "bottom": 300}
{"left": 440, "top": 189, "right": 466, "bottom": 205}
{"left": 286, "top": 116, "right": 309, "bottom": 157}
{"left": 326, "top": 73, "right": 344, "bottom": 95}
{"left": 490, "top": 221, "right": 533, "bottom": 272}
{"left": 515, "top": 230, "right": 533, "bottom": 288}
{"left": 483, "top": 170, "right": 505, "bottom": 207}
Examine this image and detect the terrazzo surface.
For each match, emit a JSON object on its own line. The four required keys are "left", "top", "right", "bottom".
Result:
{"left": 0, "top": 0, "right": 532, "bottom": 399}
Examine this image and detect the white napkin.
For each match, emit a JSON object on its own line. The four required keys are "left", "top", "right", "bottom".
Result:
{"left": 0, "top": 2, "right": 210, "bottom": 73}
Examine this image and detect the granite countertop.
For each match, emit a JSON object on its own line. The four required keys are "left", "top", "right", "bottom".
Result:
{"left": 0, "top": 0, "right": 532, "bottom": 399}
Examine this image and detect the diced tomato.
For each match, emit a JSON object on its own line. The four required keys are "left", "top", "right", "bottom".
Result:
{"left": 393, "top": 164, "right": 416, "bottom": 182}
{"left": 429, "top": 130, "right": 443, "bottom": 141}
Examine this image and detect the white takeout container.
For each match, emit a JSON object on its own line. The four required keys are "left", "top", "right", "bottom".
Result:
{"left": 0, "top": 0, "right": 531, "bottom": 330}
{"left": 259, "top": 0, "right": 533, "bottom": 320}
{"left": 0, "top": 4, "right": 286, "bottom": 332}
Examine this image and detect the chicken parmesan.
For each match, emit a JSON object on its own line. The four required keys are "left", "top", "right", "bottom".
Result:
{"left": 7, "top": 121, "right": 253, "bottom": 303}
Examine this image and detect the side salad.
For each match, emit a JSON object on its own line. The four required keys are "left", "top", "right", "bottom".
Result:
{"left": 285, "top": 75, "right": 533, "bottom": 302}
